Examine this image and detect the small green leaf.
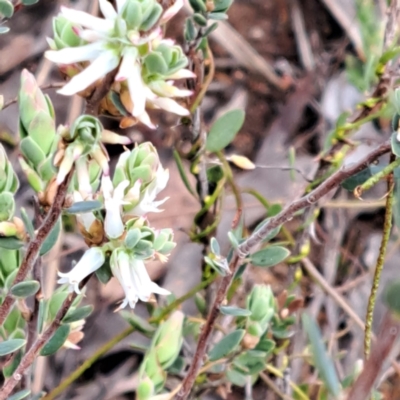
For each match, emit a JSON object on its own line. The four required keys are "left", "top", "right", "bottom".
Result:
{"left": 2, "top": 349, "right": 22, "bottom": 378}
{"left": 193, "top": 12, "right": 208, "bottom": 26}
{"left": 208, "top": 12, "right": 228, "bottom": 20}
{"left": 63, "top": 305, "right": 93, "bottom": 324}
{"left": 0, "top": 338, "right": 26, "bottom": 356}
{"left": 95, "top": 258, "right": 113, "bottom": 284}
{"left": 30, "top": 393, "right": 46, "bottom": 400}
{"left": 8, "top": 389, "right": 31, "bottom": 400}
{"left": 383, "top": 280, "right": 400, "bottom": 314}
{"left": 302, "top": 313, "right": 340, "bottom": 397}
{"left": 188, "top": 0, "right": 207, "bottom": 12}
{"left": 11, "top": 280, "right": 40, "bottom": 297}
{"left": 0, "top": 237, "right": 24, "bottom": 250}
{"left": 65, "top": 200, "right": 103, "bottom": 214}
{"left": 121, "top": 311, "right": 156, "bottom": 335}
{"left": 208, "top": 329, "right": 245, "bottom": 361}
{"left": 140, "top": 3, "right": 162, "bottom": 31}
{"left": 255, "top": 338, "right": 275, "bottom": 354}
{"left": 206, "top": 109, "right": 245, "bottom": 152}
{"left": 40, "top": 325, "right": 70, "bottom": 356}
{"left": 203, "top": 22, "right": 218, "bottom": 37}
{"left": 0, "top": 0, "right": 14, "bottom": 18}
{"left": 20, "top": 208, "right": 35, "bottom": 238}
{"left": 220, "top": 306, "right": 252, "bottom": 317}
{"left": 214, "top": 0, "right": 233, "bottom": 12}
{"left": 391, "top": 131, "right": 400, "bottom": 157}
{"left": 184, "top": 17, "right": 198, "bottom": 42}
{"left": 40, "top": 217, "right": 61, "bottom": 256}
{"left": 48, "top": 292, "right": 69, "bottom": 320}
{"left": 173, "top": 149, "right": 196, "bottom": 196}
{"left": 254, "top": 218, "right": 281, "bottom": 242}
{"left": 226, "top": 368, "right": 247, "bottom": 387}
{"left": 210, "top": 237, "right": 220, "bottom": 255}
{"left": 250, "top": 246, "right": 290, "bottom": 267}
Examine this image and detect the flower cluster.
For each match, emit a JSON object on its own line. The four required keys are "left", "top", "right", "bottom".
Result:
{"left": 59, "top": 142, "right": 175, "bottom": 309}
{"left": 45, "top": 0, "right": 194, "bottom": 128}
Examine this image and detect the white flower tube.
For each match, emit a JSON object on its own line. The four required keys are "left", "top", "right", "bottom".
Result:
{"left": 102, "top": 176, "right": 130, "bottom": 239}
{"left": 58, "top": 247, "right": 105, "bottom": 293}
{"left": 111, "top": 250, "right": 170, "bottom": 309}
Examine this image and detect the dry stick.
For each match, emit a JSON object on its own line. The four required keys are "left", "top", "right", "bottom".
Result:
{"left": 175, "top": 140, "right": 392, "bottom": 400}
{"left": 301, "top": 257, "right": 365, "bottom": 331}
{"left": 0, "top": 171, "right": 73, "bottom": 327}
{"left": 346, "top": 311, "right": 400, "bottom": 400}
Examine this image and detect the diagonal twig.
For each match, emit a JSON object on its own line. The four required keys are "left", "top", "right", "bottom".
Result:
{"left": 176, "top": 140, "right": 392, "bottom": 400}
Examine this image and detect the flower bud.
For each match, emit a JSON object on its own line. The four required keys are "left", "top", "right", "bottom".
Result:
{"left": 112, "top": 143, "right": 169, "bottom": 216}
{"left": 49, "top": 15, "right": 83, "bottom": 50}
{"left": 153, "top": 311, "right": 184, "bottom": 368}
{"left": 139, "top": 311, "right": 184, "bottom": 393}
{"left": 18, "top": 70, "right": 58, "bottom": 194}
{"left": 136, "top": 376, "right": 155, "bottom": 400}
{"left": 247, "top": 285, "right": 275, "bottom": 328}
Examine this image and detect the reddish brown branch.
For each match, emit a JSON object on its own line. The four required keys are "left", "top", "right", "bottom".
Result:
{"left": 176, "top": 140, "right": 392, "bottom": 400}
{"left": 0, "top": 171, "right": 73, "bottom": 326}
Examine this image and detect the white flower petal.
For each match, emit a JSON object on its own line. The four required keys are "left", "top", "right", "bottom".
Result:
{"left": 45, "top": 41, "right": 104, "bottom": 64}
{"left": 130, "top": 259, "right": 156, "bottom": 301}
{"left": 114, "top": 179, "right": 130, "bottom": 200}
{"left": 57, "top": 50, "right": 119, "bottom": 96}
{"left": 111, "top": 253, "right": 170, "bottom": 309}
{"left": 76, "top": 28, "right": 109, "bottom": 42}
{"left": 99, "top": 0, "right": 118, "bottom": 20}
{"left": 104, "top": 201, "right": 125, "bottom": 239}
{"left": 111, "top": 250, "right": 139, "bottom": 308}
{"left": 72, "top": 191, "right": 96, "bottom": 232}
{"left": 116, "top": 48, "right": 138, "bottom": 81}
{"left": 57, "top": 247, "right": 105, "bottom": 293}
{"left": 148, "top": 81, "right": 192, "bottom": 98}
{"left": 127, "top": 63, "right": 146, "bottom": 117}
{"left": 166, "top": 68, "right": 196, "bottom": 80}
{"left": 150, "top": 97, "right": 190, "bottom": 116}
{"left": 104, "top": 179, "right": 129, "bottom": 239}
{"left": 61, "top": 6, "right": 114, "bottom": 32}
{"left": 137, "top": 111, "right": 156, "bottom": 129}
{"left": 160, "top": 0, "right": 184, "bottom": 24}
{"left": 149, "top": 281, "right": 171, "bottom": 296}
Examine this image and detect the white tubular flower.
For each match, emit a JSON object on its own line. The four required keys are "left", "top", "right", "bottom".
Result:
{"left": 127, "top": 165, "right": 169, "bottom": 216}
{"left": 111, "top": 249, "right": 170, "bottom": 309}
{"left": 58, "top": 247, "right": 105, "bottom": 293}
{"left": 102, "top": 176, "right": 129, "bottom": 239}
{"left": 45, "top": 0, "right": 192, "bottom": 127}
{"left": 73, "top": 191, "right": 97, "bottom": 232}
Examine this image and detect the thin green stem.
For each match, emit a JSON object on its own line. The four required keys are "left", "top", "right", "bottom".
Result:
{"left": 355, "top": 157, "right": 400, "bottom": 197}
{"left": 42, "top": 275, "right": 216, "bottom": 400}
{"left": 265, "top": 365, "right": 310, "bottom": 400}
{"left": 364, "top": 165, "right": 394, "bottom": 358}
{"left": 189, "top": 45, "right": 215, "bottom": 114}
{"left": 216, "top": 151, "right": 243, "bottom": 210}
